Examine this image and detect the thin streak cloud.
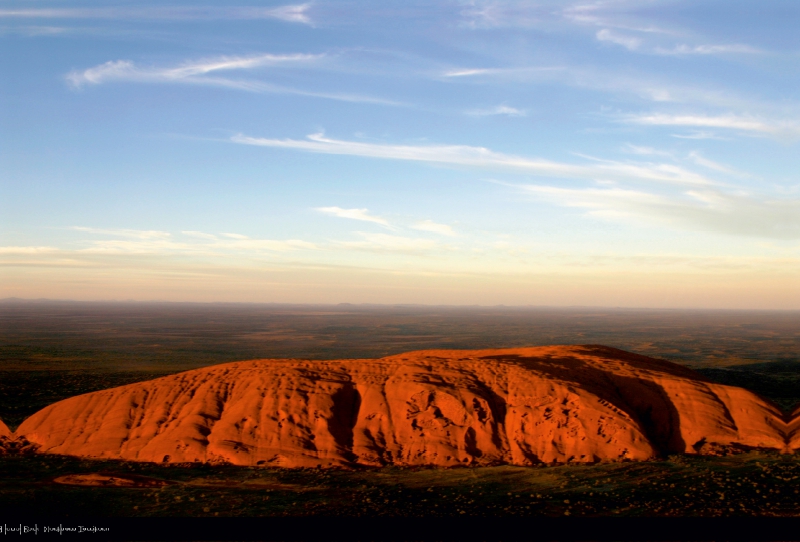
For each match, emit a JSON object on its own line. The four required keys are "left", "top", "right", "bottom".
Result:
{"left": 67, "top": 54, "right": 322, "bottom": 88}
{"left": 596, "top": 29, "right": 641, "bottom": 51}
{"left": 412, "top": 220, "right": 457, "bottom": 237}
{"left": 66, "top": 55, "right": 404, "bottom": 106}
{"left": 0, "top": 5, "right": 313, "bottom": 24}
{"left": 67, "top": 227, "right": 318, "bottom": 254}
{"left": 443, "top": 68, "right": 495, "bottom": 77}
{"left": 72, "top": 226, "right": 171, "bottom": 239}
{"left": 438, "top": 63, "right": 768, "bottom": 110}
{"left": 231, "top": 132, "right": 717, "bottom": 187}
{"left": 655, "top": 44, "right": 762, "bottom": 55}
{"left": 466, "top": 105, "right": 526, "bottom": 117}
{"left": 316, "top": 207, "right": 391, "bottom": 226}
{"left": 337, "top": 233, "right": 440, "bottom": 253}
{"left": 624, "top": 113, "right": 800, "bottom": 138}
{"left": 0, "top": 246, "right": 59, "bottom": 254}
{"left": 182, "top": 231, "right": 218, "bottom": 240}
{"left": 688, "top": 152, "right": 746, "bottom": 177}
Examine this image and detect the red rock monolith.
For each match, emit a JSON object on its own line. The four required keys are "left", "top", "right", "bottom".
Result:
{"left": 14, "top": 346, "right": 788, "bottom": 467}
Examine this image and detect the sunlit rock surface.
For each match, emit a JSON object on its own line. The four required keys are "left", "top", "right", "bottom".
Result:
{"left": 13, "top": 346, "right": 789, "bottom": 466}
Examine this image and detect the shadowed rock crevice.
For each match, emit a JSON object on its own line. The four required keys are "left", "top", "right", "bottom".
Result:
{"left": 328, "top": 382, "right": 361, "bottom": 463}
{"left": 606, "top": 374, "right": 686, "bottom": 455}
{"left": 789, "top": 405, "right": 800, "bottom": 449}
{"left": 7, "top": 346, "right": 794, "bottom": 467}
{"left": 0, "top": 418, "right": 37, "bottom": 456}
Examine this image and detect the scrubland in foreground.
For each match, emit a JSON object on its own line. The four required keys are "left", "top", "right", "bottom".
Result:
{"left": 1, "top": 452, "right": 798, "bottom": 517}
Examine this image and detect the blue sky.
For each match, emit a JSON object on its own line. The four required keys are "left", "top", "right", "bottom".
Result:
{"left": 2, "top": 0, "right": 799, "bottom": 308}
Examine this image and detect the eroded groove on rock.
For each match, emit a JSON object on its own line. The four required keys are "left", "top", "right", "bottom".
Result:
{"left": 11, "top": 346, "right": 791, "bottom": 467}
{"left": 789, "top": 405, "right": 800, "bottom": 450}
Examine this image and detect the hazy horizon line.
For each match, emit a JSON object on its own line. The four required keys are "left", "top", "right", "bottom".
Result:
{"left": 2, "top": 297, "right": 798, "bottom": 313}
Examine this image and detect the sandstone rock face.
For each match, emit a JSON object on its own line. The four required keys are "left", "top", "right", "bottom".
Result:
{"left": 789, "top": 405, "right": 800, "bottom": 450}
{"left": 0, "top": 419, "right": 9, "bottom": 439}
{"left": 14, "top": 346, "right": 789, "bottom": 467}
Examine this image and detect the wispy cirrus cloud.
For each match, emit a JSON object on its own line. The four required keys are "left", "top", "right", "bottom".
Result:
{"left": 466, "top": 105, "right": 526, "bottom": 117}
{"left": 66, "top": 54, "right": 404, "bottom": 106}
{"left": 596, "top": 28, "right": 641, "bottom": 50}
{"left": 80, "top": 238, "right": 316, "bottom": 254}
{"left": 67, "top": 54, "right": 321, "bottom": 88}
{"left": 563, "top": 0, "right": 675, "bottom": 34}
{"left": 43, "top": 225, "right": 467, "bottom": 262}
{"left": 72, "top": 226, "right": 171, "bottom": 239}
{"left": 443, "top": 68, "right": 496, "bottom": 77}
{"left": 0, "top": 246, "right": 59, "bottom": 254}
{"left": 0, "top": 25, "right": 69, "bottom": 36}
{"left": 593, "top": 27, "right": 762, "bottom": 57}
{"left": 70, "top": 227, "right": 316, "bottom": 254}
{"left": 687, "top": 152, "right": 748, "bottom": 177}
{"left": 456, "top": 0, "right": 672, "bottom": 36}
{"left": 441, "top": 64, "right": 678, "bottom": 102}
{"left": 441, "top": 66, "right": 564, "bottom": 79}
{"left": 316, "top": 207, "right": 391, "bottom": 227}
{"left": 670, "top": 131, "right": 728, "bottom": 141}
{"left": 460, "top": 0, "right": 764, "bottom": 64}
{"left": 70, "top": 226, "right": 190, "bottom": 254}
{"left": 181, "top": 231, "right": 218, "bottom": 240}
{"left": 439, "top": 63, "right": 767, "bottom": 109}
{"left": 460, "top": 0, "right": 666, "bottom": 35}
{"left": 336, "top": 232, "right": 440, "bottom": 253}
{"left": 214, "top": 238, "right": 317, "bottom": 252}
{"left": 231, "top": 132, "right": 717, "bottom": 187}
{"left": 263, "top": 4, "right": 312, "bottom": 24}
{"left": 0, "top": 5, "right": 313, "bottom": 24}
{"left": 566, "top": 1, "right": 764, "bottom": 57}
{"left": 617, "top": 146, "right": 750, "bottom": 180}
{"left": 655, "top": 44, "right": 762, "bottom": 55}
{"left": 459, "top": 1, "right": 548, "bottom": 29}
{"left": 620, "top": 144, "right": 673, "bottom": 158}
{"left": 595, "top": 31, "right": 762, "bottom": 57}
{"left": 412, "top": 220, "right": 457, "bottom": 237}
{"left": 316, "top": 207, "right": 458, "bottom": 238}
{"left": 66, "top": 227, "right": 448, "bottom": 256}
{"left": 522, "top": 184, "right": 800, "bottom": 239}
{"left": 623, "top": 113, "right": 800, "bottom": 138}
{"left": 233, "top": 132, "right": 800, "bottom": 239}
